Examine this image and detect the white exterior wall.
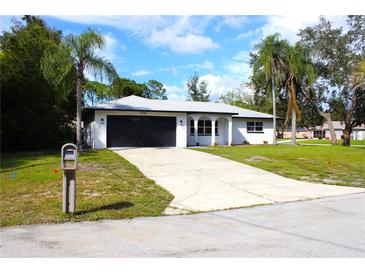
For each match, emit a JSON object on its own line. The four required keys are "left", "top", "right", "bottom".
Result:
{"left": 232, "top": 118, "right": 273, "bottom": 145}
{"left": 187, "top": 117, "right": 229, "bottom": 146}
{"left": 324, "top": 129, "right": 365, "bottom": 140}
{"left": 351, "top": 129, "right": 365, "bottom": 140}
{"left": 355, "top": 130, "right": 365, "bottom": 140}
{"left": 187, "top": 116, "right": 231, "bottom": 146}
{"left": 91, "top": 110, "right": 187, "bottom": 149}
{"left": 324, "top": 129, "right": 343, "bottom": 140}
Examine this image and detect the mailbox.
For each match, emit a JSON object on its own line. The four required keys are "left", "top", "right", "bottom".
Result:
{"left": 61, "top": 143, "right": 78, "bottom": 213}
{"left": 61, "top": 144, "right": 78, "bottom": 170}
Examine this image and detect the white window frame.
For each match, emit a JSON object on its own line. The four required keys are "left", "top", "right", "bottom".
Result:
{"left": 247, "top": 121, "right": 264, "bottom": 133}
{"left": 190, "top": 120, "right": 218, "bottom": 136}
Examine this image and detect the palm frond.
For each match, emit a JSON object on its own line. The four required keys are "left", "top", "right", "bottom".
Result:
{"left": 85, "top": 54, "right": 118, "bottom": 84}
{"left": 41, "top": 43, "right": 76, "bottom": 95}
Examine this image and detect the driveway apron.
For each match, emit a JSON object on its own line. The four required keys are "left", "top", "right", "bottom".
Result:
{"left": 111, "top": 148, "right": 364, "bottom": 212}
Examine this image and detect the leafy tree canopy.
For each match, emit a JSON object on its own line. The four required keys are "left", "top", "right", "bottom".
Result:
{"left": 219, "top": 85, "right": 261, "bottom": 111}
{"left": 144, "top": 80, "right": 168, "bottom": 100}
{"left": 186, "top": 72, "right": 210, "bottom": 102}
{"left": 299, "top": 16, "right": 365, "bottom": 126}
{"left": 0, "top": 16, "right": 75, "bottom": 151}
{"left": 299, "top": 15, "right": 365, "bottom": 145}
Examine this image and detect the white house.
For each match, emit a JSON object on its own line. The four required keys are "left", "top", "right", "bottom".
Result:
{"left": 321, "top": 121, "right": 365, "bottom": 140}
{"left": 83, "top": 95, "right": 274, "bottom": 148}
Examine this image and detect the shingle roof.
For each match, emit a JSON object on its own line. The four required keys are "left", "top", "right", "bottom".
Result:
{"left": 88, "top": 95, "right": 274, "bottom": 119}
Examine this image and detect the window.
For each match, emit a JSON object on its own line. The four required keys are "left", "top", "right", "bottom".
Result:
{"left": 190, "top": 120, "right": 218, "bottom": 136}
{"left": 313, "top": 130, "right": 323, "bottom": 138}
{"left": 247, "top": 121, "right": 264, "bottom": 133}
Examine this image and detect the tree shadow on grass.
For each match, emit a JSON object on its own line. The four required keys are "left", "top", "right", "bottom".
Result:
{"left": 75, "top": 201, "right": 134, "bottom": 216}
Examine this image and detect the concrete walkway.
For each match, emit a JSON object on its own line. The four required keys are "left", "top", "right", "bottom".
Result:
{"left": 1, "top": 193, "right": 364, "bottom": 257}
{"left": 112, "top": 148, "right": 364, "bottom": 212}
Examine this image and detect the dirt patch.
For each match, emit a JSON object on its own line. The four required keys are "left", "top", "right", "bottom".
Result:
{"left": 78, "top": 162, "right": 102, "bottom": 172}
{"left": 246, "top": 156, "right": 274, "bottom": 162}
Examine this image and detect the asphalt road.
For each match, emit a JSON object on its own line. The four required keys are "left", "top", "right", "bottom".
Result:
{"left": 1, "top": 193, "right": 365, "bottom": 257}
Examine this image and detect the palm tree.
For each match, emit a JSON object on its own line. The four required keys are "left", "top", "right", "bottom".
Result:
{"left": 284, "top": 44, "right": 315, "bottom": 145}
{"left": 42, "top": 29, "right": 117, "bottom": 148}
{"left": 252, "top": 34, "right": 289, "bottom": 145}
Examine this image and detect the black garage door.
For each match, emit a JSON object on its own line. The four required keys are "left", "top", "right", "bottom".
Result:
{"left": 107, "top": 115, "right": 176, "bottom": 147}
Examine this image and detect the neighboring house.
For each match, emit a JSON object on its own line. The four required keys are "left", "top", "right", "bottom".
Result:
{"left": 83, "top": 95, "right": 274, "bottom": 148}
{"left": 321, "top": 121, "right": 365, "bottom": 140}
{"left": 305, "top": 121, "right": 365, "bottom": 140}
{"left": 283, "top": 127, "right": 311, "bottom": 139}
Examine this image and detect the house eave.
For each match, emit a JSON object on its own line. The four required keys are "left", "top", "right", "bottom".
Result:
{"left": 84, "top": 107, "right": 239, "bottom": 115}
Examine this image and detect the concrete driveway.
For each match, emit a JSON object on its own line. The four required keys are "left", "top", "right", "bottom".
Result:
{"left": 112, "top": 148, "right": 364, "bottom": 212}
{"left": 1, "top": 193, "right": 364, "bottom": 257}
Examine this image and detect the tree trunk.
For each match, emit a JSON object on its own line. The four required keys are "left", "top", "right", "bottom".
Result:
{"left": 343, "top": 126, "right": 351, "bottom": 146}
{"left": 76, "top": 75, "right": 83, "bottom": 149}
{"left": 271, "top": 62, "right": 276, "bottom": 145}
{"left": 342, "top": 89, "right": 358, "bottom": 147}
{"left": 291, "top": 109, "right": 296, "bottom": 145}
{"left": 318, "top": 111, "right": 337, "bottom": 145}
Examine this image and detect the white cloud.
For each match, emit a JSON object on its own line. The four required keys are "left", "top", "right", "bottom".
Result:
{"left": 94, "top": 32, "right": 124, "bottom": 63}
{"left": 147, "top": 29, "right": 218, "bottom": 54}
{"left": 188, "top": 60, "right": 214, "bottom": 70}
{"left": 233, "top": 51, "right": 250, "bottom": 62}
{"left": 54, "top": 15, "right": 218, "bottom": 54}
{"left": 164, "top": 85, "right": 186, "bottom": 101}
{"left": 223, "top": 50, "right": 252, "bottom": 84}
{"left": 259, "top": 15, "right": 348, "bottom": 44}
{"left": 224, "top": 62, "right": 251, "bottom": 78}
{"left": 215, "top": 16, "right": 247, "bottom": 31}
{"left": 165, "top": 71, "right": 245, "bottom": 101}
{"left": 131, "top": 70, "right": 152, "bottom": 77}
{"left": 200, "top": 74, "right": 242, "bottom": 100}
{"left": 54, "top": 16, "right": 168, "bottom": 35}
{"left": 199, "top": 60, "right": 214, "bottom": 70}
{"left": 236, "top": 29, "right": 259, "bottom": 40}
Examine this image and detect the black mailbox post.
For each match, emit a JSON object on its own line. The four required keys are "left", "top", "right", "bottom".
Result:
{"left": 61, "top": 143, "right": 78, "bottom": 213}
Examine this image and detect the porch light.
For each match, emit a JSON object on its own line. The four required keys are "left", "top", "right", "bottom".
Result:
{"left": 101, "top": 118, "right": 104, "bottom": 125}
{"left": 180, "top": 120, "right": 183, "bottom": 125}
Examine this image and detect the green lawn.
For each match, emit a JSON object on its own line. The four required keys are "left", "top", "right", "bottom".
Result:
{"left": 194, "top": 145, "right": 365, "bottom": 188}
{"left": 297, "top": 139, "right": 365, "bottom": 145}
{"left": 0, "top": 149, "right": 173, "bottom": 226}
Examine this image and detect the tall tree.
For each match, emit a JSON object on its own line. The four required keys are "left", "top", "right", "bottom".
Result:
{"left": 0, "top": 16, "right": 75, "bottom": 151}
{"left": 143, "top": 80, "right": 168, "bottom": 100}
{"left": 299, "top": 16, "right": 365, "bottom": 146}
{"left": 186, "top": 72, "right": 210, "bottom": 102}
{"left": 42, "top": 29, "right": 117, "bottom": 148}
{"left": 283, "top": 43, "right": 316, "bottom": 145}
{"left": 251, "top": 34, "right": 289, "bottom": 145}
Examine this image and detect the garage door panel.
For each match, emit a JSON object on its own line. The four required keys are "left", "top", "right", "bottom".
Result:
{"left": 107, "top": 115, "right": 176, "bottom": 147}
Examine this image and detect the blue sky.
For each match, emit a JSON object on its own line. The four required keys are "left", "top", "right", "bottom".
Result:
{"left": 0, "top": 15, "right": 348, "bottom": 101}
